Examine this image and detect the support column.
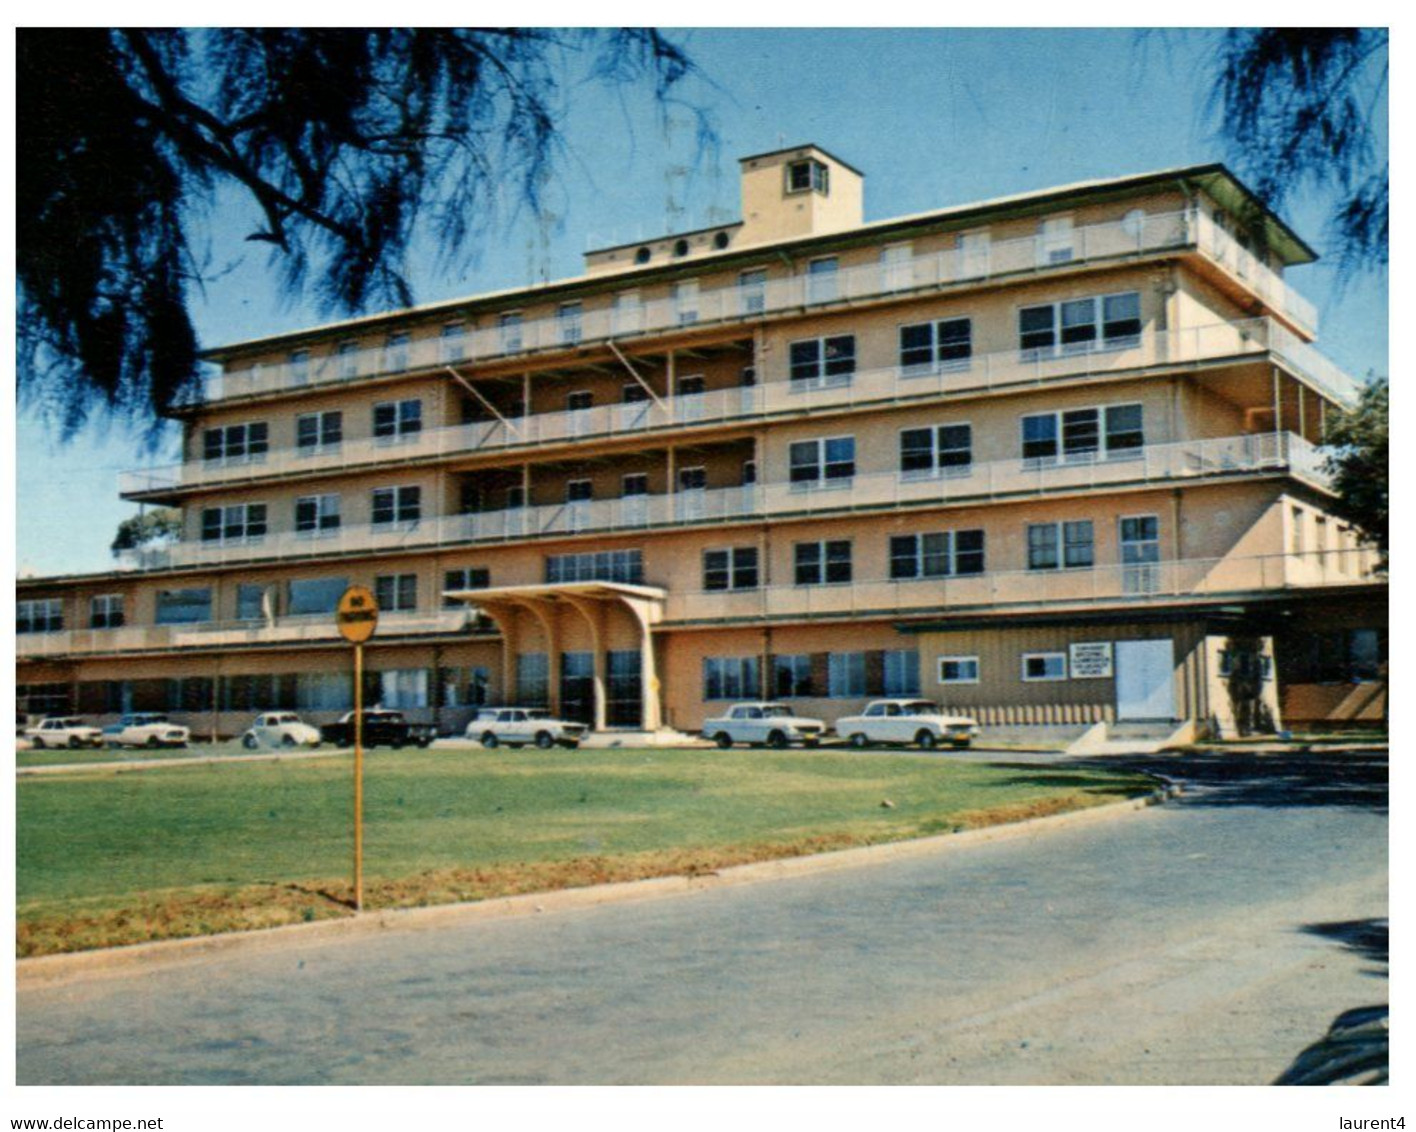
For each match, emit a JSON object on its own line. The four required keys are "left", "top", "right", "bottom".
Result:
{"left": 1298, "top": 382, "right": 1307, "bottom": 442}
{"left": 562, "top": 594, "right": 607, "bottom": 732}
{"left": 1272, "top": 366, "right": 1283, "bottom": 433}
{"left": 622, "top": 595, "right": 663, "bottom": 732}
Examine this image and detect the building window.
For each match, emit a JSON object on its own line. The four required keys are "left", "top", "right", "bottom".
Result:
{"left": 297, "top": 671, "right": 352, "bottom": 711}
{"left": 201, "top": 503, "right": 268, "bottom": 544}
{"left": 295, "top": 493, "right": 341, "bottom": 536}
{"left": 17, "top": 599, "right": 63, "bottom": 634}
{"left": 443, "top": 567, "right": 490, "bottom": 607}
{"left": 155, "top": 588, "right": 212, "bottom": 625}
{"left": 379, "top": 669, "right": 429, "bottom": 709}
{"left": 828, "top": 652, "right": 866, "bottom": 697}
{"left": 89, "top": 594, "right": 125, "bottom": 629}
{"left": 499, "top": 312, "right": 523, "bottom": 353}
{"left": 371, "top": 486, "right": 421, "bottom": 526}
{"left": 890, "top": 530, "right": 985, "bottom": 579}
{"left": 703, "top": 547, "right": 759, "bottom": 592}
{"left": 517, "top": 653, "right": 550, "bottom": 706}
{"left": 297, "top": 410, "right": 343, "bottom": 453}
{"left": 786, "top": 158, "right": 829, "bottom": 195}
{"left": 236, "top": 584, "right": 271, "bottom": 621}
{"left": 939, "top": 656, "right": 980, "bottom": 685}
{"left": 612, "top": 290, "right": 641, "bottom": 334}
{"left": 899, "top": 318, "right": 972, "bottom": 374}
{"left": 373, "top": 398, "right": 422, "bottom": 442}
{"left": 1290, "top": 628, "right": 1384, "bottom": 684}
{"left": 1037, "top": 215, "right": 1074, "bottom": 264}
{"left": 288, "top": 349, "right": 310, "bottom": 384}
{"left": 1020, "top": 405, "right": 1143, "bottom": 464}
{"left": 445, "top": 666, "right": 491, "bottom": 707}
{"left": 1027, "top": 521, "right": 1095, "bottom": 570}
{"left": 374, "top": 573, "right": 418, "bottom": 613}
{"left": 772, "top": 654, "right": 813, "bottom": 698}
{"left": 883, "top": 650, "right": 921, "bottom": 696}
{"left": 739, "top": 268, "right": 767, "bottom": 315}
{"left": 202, "top": 421, "right": 269, "bottom": 463}
{"left": 558, "top": 302, "right": 583, "bottom": 345}
{"left": 566, "top": 391, "right": 593, "bottom": 416}
{"left": 621, "top": 473, "right": 649, "bottom": 498}
{"left": 544, "top": 549, "right": 643, "bottom": 585}
{"left": 440, "top": 322, "right": 467, "bottom": 363}
{"left": 703, "top": 656, "right": 760, "bottom": 700}
{"left": 789, "top": 436, "right": 855, "bottom": 488}
{"left": 788, "top": 335, "right": 856, "bottom": 388}
{"left": 673, "top": 281, "right": 699, "bottom": 325}
{"left": 900, "top": 424, "right": 972, "bottom": 478}
{"left": 805, "top": 256, "right": 838, "bottom": 303}
{"left": 795, "top": 540, "right": 852, "bottom": 586}
{"left": 336, "top": 341, "right": 360, "bottom": 379}
{"left": 1018, "top": 291, "right": 1142, "bottom": 357}
{"left": 1290, "top": 506, "right": 1306, "bottom": 555}
{"left": 383, "top": 332, "right": 411, "bottom": 372}
{"left": 1120, "top": 515, "right": 1161, "bottom": 594}
{"left": 287, "top": 577, "right": 349, "bottom": 617}
{"left": 1021, "top": 652, "right": 1068, "bottom": 682}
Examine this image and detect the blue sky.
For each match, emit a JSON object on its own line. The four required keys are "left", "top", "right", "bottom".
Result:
{"left": 16, "top": 27, "right": 1389, "bottom": 577}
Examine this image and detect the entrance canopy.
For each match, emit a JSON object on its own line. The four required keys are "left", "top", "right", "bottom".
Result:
{"left": 442, "top": 581, "right": 667, "bottom": 730}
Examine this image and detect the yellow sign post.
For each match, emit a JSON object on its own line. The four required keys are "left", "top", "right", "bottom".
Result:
{"left": 336, "top": 585, "right": 379, "bottom": 911}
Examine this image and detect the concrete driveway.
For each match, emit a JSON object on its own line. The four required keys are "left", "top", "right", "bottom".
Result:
{"left": 16, "top": 748, "right": 1387, "bottom": 1085}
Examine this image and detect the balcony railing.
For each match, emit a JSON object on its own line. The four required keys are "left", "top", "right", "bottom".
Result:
{"left": 122, "top": 318, "right": 1359, "bottom": 498}
{"left": 115, "top": 432, "right": 1330, "bottom": 572}
{"left": 666, "top": 548, "right": 1382, "bottom": 623}
{"left": 15, "top": 609, "right": 476, "bottom": 659}
{"left": 185, "top": 207, "right": 1317, "bottom": 407}
{"left": 19, "top": 549, "right": 1382, "bottom": 659}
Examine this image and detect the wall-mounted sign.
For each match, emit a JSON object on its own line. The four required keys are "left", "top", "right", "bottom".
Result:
{"left": 1070, "top": 641, "right": 1113, "bottom": 679}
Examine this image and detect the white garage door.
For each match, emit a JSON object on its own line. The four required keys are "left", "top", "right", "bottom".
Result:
{"left": 1115, "top": 639, "right": 1176, "bottom": 720}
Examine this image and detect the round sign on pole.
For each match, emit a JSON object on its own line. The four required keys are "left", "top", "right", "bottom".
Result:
{"left": 336, "top": 585, "right": 379, "bottom": 644}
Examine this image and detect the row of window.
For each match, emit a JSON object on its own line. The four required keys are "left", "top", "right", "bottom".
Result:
{"left": 200, "top": 486, "right": 423, "bottom": 545}
{"left": 701, "top": 651, "right": 923, "bottom": 701}
{"left": 699, "top": 516, "right": 1159, "bottom": 592}
{"left": 204, "top": 400, "right": 423, "bottom": 464}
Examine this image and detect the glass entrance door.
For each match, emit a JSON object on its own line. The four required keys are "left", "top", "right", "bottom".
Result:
{"left": 606, "top": 650, "right": 643, "bottom": 728}
{"left": 559, "top": 652, "right": 595, "bottom": 725}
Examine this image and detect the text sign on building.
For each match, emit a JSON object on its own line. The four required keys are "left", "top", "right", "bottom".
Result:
{"left": 336, "top": 585, "right": 379, "bottom": 644}
{"left": 1069, "top": 641, "right": 1113, "bottom": 679}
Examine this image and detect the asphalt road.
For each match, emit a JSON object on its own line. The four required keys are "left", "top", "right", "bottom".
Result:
{"left": 16, "top": 749, "right": 1387, "bottom": 1085}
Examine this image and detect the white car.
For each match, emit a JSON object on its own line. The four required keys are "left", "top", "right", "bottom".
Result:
{"left": 24, "top": 717, "right": 104, "bottom": 750}
{"left": 702, "top": 703, "right": 827, "bottom": 749}
{"left": 835, "top": 699, "right": 980, "bottom": 750}
{"left": 106, "top": 713, "right": 191, "bottom": 749}
{"left": 240, "top": 711, "right": 323, "bottom": 750}
{"left": 466, "top": 708, "right": 588, "bottom": 749}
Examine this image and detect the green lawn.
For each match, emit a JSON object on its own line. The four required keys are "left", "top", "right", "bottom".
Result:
{"left": 16, "top": 747, "right": 1155, "bottom": 956}
{"left": 16, "top": 742, "right": 250, "bottom": 768}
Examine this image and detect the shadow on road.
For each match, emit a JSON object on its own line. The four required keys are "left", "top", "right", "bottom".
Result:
{"left": 1304, "top": 917, "right": 1389, "bottom": 976}
{"left": 1061, "top": 748, "right": 1388, "bottom": 814}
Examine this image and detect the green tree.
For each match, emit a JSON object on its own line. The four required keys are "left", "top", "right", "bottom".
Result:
{"left": 110, "top": 508, "right": 183, "bottom": 558}
{"left": 1209, "top": 28, "right": 1388, "bottom": 276}
{"left": 1323, "top": 376, "right": 1388, "bottom": 566}
{"left": 18, "top": 28, "right": 708, "bottom": 439}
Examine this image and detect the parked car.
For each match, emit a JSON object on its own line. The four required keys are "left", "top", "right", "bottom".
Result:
{"left": 24, "top": 717, "right": 104, "bottom": 749}
{"left": 702, "top": 703, "right": 827, "bottom": 749}
{"left": 106, "top": 713, "right": 191, "bottom": 749}
{"left": 466, "top": 708, "right": 588, "bottom": 749}
{"left": 835, "top": 699, "right": 980, "bottom": 750}
{"left": 319, "top": 709, "right": 436, "bottom": 749}
{"left": 240, "top": 712, "right": 323, "bottom": 750}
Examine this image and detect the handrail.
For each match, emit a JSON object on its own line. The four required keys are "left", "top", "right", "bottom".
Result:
{"left": 112, "top": 432, "right": 1331, "bottom": 572}
{"left": 17, "top": 547, "right": 1382, "bottom": 658}
{"left": 178, "top": 206, "right": 1317, "bottom": 407}
{"left": 122, "top": 317, "right": 1359, "bottom": 498}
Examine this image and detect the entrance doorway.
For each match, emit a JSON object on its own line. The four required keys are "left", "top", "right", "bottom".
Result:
{"left": 1115, "top": 639, "right": 1176, "bottom": 720}
{"left": 560, "top": 652, "right": 594, "bottom": 725}
{"left": 606, "top": 650, "right": 643, "bottom": 728}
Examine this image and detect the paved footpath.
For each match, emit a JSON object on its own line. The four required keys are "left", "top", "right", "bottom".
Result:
{"left": 16, "top": 750, "right": 1387, "bottom": 1085}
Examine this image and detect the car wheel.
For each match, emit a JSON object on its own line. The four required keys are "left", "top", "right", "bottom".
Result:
{"left": 31, "top": 737, "right": 45, "bottom": 750}
{"left": 714, "top": 732, "right": 733, "bottom": 750}
{"left": 481, "top": 732, "right": 499, "bottom": 749}
{"left": 146, "top": 735, "right": 161, "bottom": 749}
{"left": 848, "top": 732, "right": 869, "bottom": 749}
{"left": 916, "top": 730, "right": 938, "bottom": 750}
{"left": 281, "top": 734, "right": 298, "bottom": 748}
{"left": 67, "top": 736, "right": 83, "bottom": 749}
{"left": 418, "top": 739, "right": 431, "bottom": 749}
{"left": 535, "top": 732, "right": 555, "bottom": 749}
{"left": 766, "top": 730, "right": 788, "bottom": 750}
{"left": 393, "top": 739, "right": 406, "bottom": 750}
{"left": 241, "top": 733, "right": 260, "bottom": 750}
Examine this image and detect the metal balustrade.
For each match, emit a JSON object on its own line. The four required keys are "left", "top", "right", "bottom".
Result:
{"left": 19, "top": 547, "right": 1381, "bottom": 659}
{"left": 121, "top": 317, "right": 1359, "bottom": 498}
{"left": 180, "top": 207, "right": 1317, "bottom": 407}
{"left": 15, "top": 609, "right": 476, "bottom": 658}
{"left": 113, "top": 432, "right": 1331, "bottom": 572}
